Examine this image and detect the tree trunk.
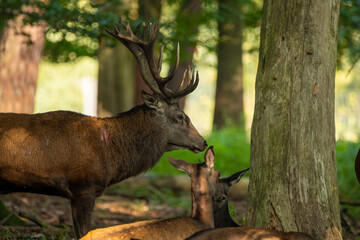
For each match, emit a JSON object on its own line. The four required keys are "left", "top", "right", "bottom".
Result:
{"left": 213, "top": 0, "right": 244, "bottom": 129}
{"left": 0, "top": 10, "right": 45, "bottom": 113}
{"left": 97, "top": 37, "right": 135, "bottom": 116}
{"left": 97, "top": 2, "right": 136, "bottom": 116}
{"left": 246, "top": 0, "right": 341, "bottom": 239}
{"left": 166, "top": 0, "right": 202, "bottom": 109}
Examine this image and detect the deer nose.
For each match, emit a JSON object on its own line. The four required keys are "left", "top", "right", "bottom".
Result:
{"left": 203, "top": 140, "right": 208, "bottom": 148}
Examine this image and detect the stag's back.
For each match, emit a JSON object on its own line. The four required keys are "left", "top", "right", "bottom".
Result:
{"left": 0, "top": 111, "right": 108, "bottom": 196}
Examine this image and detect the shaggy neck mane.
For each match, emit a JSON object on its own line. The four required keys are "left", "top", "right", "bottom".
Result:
{"left": 104, "top": 105, "right": 167, "bottom": 184}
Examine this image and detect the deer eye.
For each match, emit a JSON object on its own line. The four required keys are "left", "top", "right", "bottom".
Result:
{"left": 176, "top": 114, "right": 184, "bottom": 122}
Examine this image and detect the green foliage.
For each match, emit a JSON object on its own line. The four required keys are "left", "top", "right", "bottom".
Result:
{"left": 336, "top": 140, "right": 360, "bottom": 201}
{"left": 338, "top": 0, "right": 360, "bottom": 69}
{"left": 150, "top": 125, "right": 250, "bottom": 176}
{"left": 0, "top": 201, "right": 27, "bottom": 226}
{"left": 0, "top": 0, "right": 120, "bottom": 62}
{"left": 336, "top": 140, "right": 360, "bottom": 218}
{"left": 0, "top": 227, "right": 15, "bottom": 240}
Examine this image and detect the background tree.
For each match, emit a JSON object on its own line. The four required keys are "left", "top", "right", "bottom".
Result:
{"left": 134, "top": 0, "right": 162, "bottom": 105}
{"left": 337, "top": 0, "right": 360, "bottom": 72}
{"left": 0, "top": 3, "right": 46, "bottom": 113}
{"left": 246, "top": 0, "right": 342, "bottom": 239}
{"left": 213, "top": 0, "right": 243, "bottom": 129}
{"left": 165, "top": 0, "right": 202, "bottom": 109}
{"left": 97, "top": 0, "right": 136, "bottom": 116}
{"left": 0, "top": 0, "right": 119, "bottom": 113}
{"left": 213, "top": 0, "right": 261, "bottom": 129}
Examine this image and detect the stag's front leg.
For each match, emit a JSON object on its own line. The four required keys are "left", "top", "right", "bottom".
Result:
{"left": 70, "top": 191, "right": 96, "bottom": 239}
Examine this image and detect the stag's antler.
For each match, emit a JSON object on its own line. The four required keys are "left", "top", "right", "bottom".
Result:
{"left": 105, "top": 20, "right": 199, "bottom": 103}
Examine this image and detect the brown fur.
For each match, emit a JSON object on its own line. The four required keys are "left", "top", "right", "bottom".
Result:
{"left": 0, "top": 101, "right": 206, "bottom": 238}
{"left": 81, "top": 147, "right": 219, "bottom": 240}
{"left": 186, "top": 227, "right": 314, "bottom": 240}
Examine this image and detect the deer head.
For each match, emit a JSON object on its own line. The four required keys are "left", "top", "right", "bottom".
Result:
{"left": 168, "top": 146, "right": 219, "bottom": 228}
{"left": 213, "top": 168, "right": 249, "bottom": 227}
{"left": 106, "top": 20, "right": 207, "bottom": 153}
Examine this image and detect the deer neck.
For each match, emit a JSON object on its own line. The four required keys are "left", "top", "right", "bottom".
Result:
{"left": 214, "top": 201, "right": 239, "bottom": 228}
{"left": 103, "top": 105, "right": 167, "bottom": 182}
{"left": 190, "top": 174, "right": 215, "bottom": 228}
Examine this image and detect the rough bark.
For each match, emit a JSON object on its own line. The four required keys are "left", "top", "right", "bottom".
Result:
{"left": 246, "top": 0, "right": 341, "bottom": 239}
{"left": 0, "top": 11, "right": 45, "bottom": 113}
{"left": 213, "top": 0, "right": 244, "bottom": 129}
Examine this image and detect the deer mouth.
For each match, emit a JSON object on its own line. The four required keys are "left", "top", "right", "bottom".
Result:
{"left": 167, "top": 143, "right": 206, "bottom": 153}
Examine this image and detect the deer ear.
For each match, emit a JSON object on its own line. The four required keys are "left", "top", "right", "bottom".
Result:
{"left": 204, "top": 146, "right": 215, "bottom": 169}
{"left": 168, "top": 156, "right": 193, "bottom": 175}
{"left": 141, "top": 91, "right": 165, "bottom": 112}
{"left": 220, "top": 168, "right": 249, "bottom": 192}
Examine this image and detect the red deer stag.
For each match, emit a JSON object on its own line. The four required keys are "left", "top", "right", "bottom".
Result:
{"left": 81, "top": 146, "right": 250, "bottom": 240}
{"left": 0, "top": 20, "right": 207, "bottom": 239}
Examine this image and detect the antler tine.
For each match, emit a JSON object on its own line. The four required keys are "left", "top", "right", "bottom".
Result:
{"left": 141, "top": 21, "right": 150, "bottom": 40}
{"left": 160, "top": 42, "right": 180, "bottom": 84}
{"left": 124, "top": 20, "right": 139, "bottom": 43}
{"left": 133, "top": 22, "right": 142, "bottom": 36}
{"left": 171, "top": 68, "right": 199, "bottom": 99}
{"left": 106, "top": 19, "right": 200, "bottom": 102}
{"left": 175, "top": 68, "right": 190, "bottom": 93}
{"left": 158, "top": 45, "right": 164, "bottom": 73}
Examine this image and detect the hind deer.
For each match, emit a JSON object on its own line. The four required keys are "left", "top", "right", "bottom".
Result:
{"left": 186, "top": 170, "right": 314, "bottom": 240}
{"left": 81, "top": 146, "right": 249, "bottom": 240}
{"left": 0, "top": 20, "right": 207, "bottom": 239}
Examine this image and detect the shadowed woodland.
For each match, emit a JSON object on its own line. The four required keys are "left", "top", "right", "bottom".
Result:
{"left": 0, "top": 0, "right": 360, "bottom": 239}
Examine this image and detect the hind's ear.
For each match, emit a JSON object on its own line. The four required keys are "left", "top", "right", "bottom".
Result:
{"left": 168, "top": 156, "right": 193, "bottom": 176}
{"left": 204, "top": 146, "right": 215, "bottom": 169}
{"left": 220, "top": 168, "right": 249, "bottom": 192}
{"left": 141, "top": 91, "right": 166, "bottom": 112}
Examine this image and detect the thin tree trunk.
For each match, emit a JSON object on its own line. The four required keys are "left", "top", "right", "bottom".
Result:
{"left": 166, "top": 0, "right": 201, "bottom": 109}
{"left": 97, "top": 2, "right": 136, "bottom": 116}
{"left": 97, "top": 37, "right": 135, "bottom": 116}
{"left": 213, "top": 0, "right": 244, "bottom": 129}
{"left": 0, "top": 9, "right": 45, "bottom": 113}
{"left": 246, "top": 0, "right": 341, "bottom": 239}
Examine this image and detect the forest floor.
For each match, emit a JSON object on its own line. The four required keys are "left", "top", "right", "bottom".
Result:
{"left": 0, "top": 175, "right": 359, "bottom": 240}
{"left": 0, "top": 175, "right": 247, "bottom": 240}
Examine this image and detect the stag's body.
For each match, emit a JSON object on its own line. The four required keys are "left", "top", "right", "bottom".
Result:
{"left": 0, "top": 19, "right": 207, "bottom": 239}
{"left": 0, "top": 100, "right": 206, "bottom": 238}
{"left": 0, "top": 107, "right": 167, "bottom": 197}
